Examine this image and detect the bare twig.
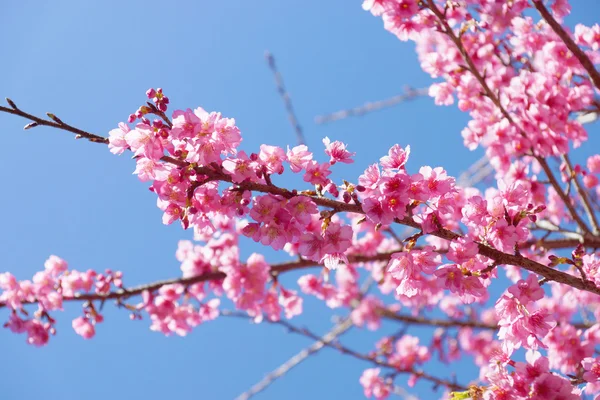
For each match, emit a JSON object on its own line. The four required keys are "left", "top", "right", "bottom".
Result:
{"left": 265, "top": 51, "right": 306, "bottom": 145}
{"left": 0, "top": 101, "right": 108, "bottom": 144}
{"left": 315, "top": 87, "right": 428, "bottom": 124}
{"left": 222, "top": 310, "right": 468, "bottom": 392}
{"left": 562, "top": 154, "right": 600, "bottom": 235}
{"left": 235, "top": 317, "right": 354, "bottom": 400}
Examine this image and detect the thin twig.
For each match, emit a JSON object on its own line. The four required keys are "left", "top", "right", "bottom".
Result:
{"left": 222, "top": 310, "right": 468, "bottom": 392}
{"left": 0, "top": 102, "right": 108, "bottom": 144}
{"left": 562, "top": 154, "right": 600, "bottom": 235}
{"left": 315, "top": 87, "right": 428, "bottom": 124}
{"left": 235, "top": 317, "right": 354, "bottom": 400}
{"left": 265, "top": 51, "right": 306, "bottom": 145}
{"left": 236, "top": 276, "right": 375, "bottom": 400}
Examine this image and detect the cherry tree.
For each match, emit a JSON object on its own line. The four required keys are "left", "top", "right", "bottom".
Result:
{"left": 2, "top": 0, "right": 600, "bottom": 399}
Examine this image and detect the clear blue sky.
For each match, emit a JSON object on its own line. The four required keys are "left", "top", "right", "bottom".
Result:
{"left": 1, "top": 1, "right": 600, "bottom": 399}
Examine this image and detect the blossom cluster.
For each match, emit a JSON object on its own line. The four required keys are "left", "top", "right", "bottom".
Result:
{"left": 0, "top": 256, "right": 121, "bottom": 344}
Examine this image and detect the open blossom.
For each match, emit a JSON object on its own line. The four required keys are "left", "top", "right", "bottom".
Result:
{"left": 108, "top": 122, "right": 130, "bottom": 155}
{"left": 323, "top": 137, "right": 355, "bottom": 164}
{"left": 72, "top": 317, "right": 95, "bottom": 339}
{"left": 380, "top": 144, "right": 410, "bottom": 170}
{"left": 359, "top": 368, "right": 390, "bottom": 400}
{"left": 279, "top": 288, "right": 303, "bottom": 319}
{"left": 303, "top": 161, "right": 331, "bottom": 186}
{"left": 351, "top": 296, "right": 383, "bottom": 330}
{"left": 582, "top": 357, "right": 600, "bottom": 382}
{"left": 388, "top": 335, "right": 430, "bottom": 371}
{"left": 507, "top": 274, "right": 544, "bottom": 304}
{"left": 286, "top": 144, "right": 313, "bottom": 172}
{"left": 259, "top": 144, "right": 286, "bottom": 174}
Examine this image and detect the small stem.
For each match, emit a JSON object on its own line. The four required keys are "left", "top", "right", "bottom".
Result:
{"left": 562, "top": 154, "right": 600, "bottom": 235}
{"left": 0, "top": 104, "right": 108, "bottom": 144}
{"left": 222, "top": 310, "right": 468, "bottom": 392}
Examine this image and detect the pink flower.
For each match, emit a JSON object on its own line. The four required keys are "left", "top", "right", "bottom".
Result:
{"left": 447, "top": 237, "right": 478, "bottom": 264}
{"left": 286, "top": 145, "right": 313, "bottom": 172}
{"left": 584, "top": 174, "right": 599, "bottom": 188}
{"left": 259, "top": 144, "right": 286, "bottom": 175}
{"left": 125, "top": 124, "right": 163, "bottom": 161}
{"left": 359, "top": 164, "right": 381, "bottom": 192}
{"left": 429, "top": 82, "right": 454, "bottom": 105}
{"left": 507, "top": 274, "right": 544, "bottom": 304}
{"left": 286, "top": 197, "right": 318, "bottom": 225}
{"left": 351, "top": 296, "right": 383, "bottom": 330}
{"left": 389, "top": 335, "right": 430, "bottom": 370}
{"left": 26, "top": 320, "right": 51, "bottom": 347}
{"left": 108, "top": 122, "right": 130, "bottom": 155}
{"left": 298, "top": 232, "right": 325, "bottom": 261}
{"left": 222, "top": 151, "right": 258, "bottom": 183}
{"left": 303, "top": 161, "right": 331, "bottom": 186}
{"left": 582, "top": 357, "right": 600, "bottom": 382}
{"left": 72, "top": 317, "right": 95, "bottom": 339}
{"left": 279, "top": 288, "right": 303, "bottom": 319}
{"left": 44, "top": 255, "right": 68, "bottom": 276}
{"left": 363, "top": 197, "right": 394, "bottom": 225}
{"left": 323, "top": 137, "right": 355, "bottom": 164}
{"left": 134, "top": 158, "right": 169, "bottom": 182}
{"left": 199, "top": 299, "right": 220, "bottom": 322}
{"left": 380, "top": 144, "right": 410, "bottom": 170}
{"left": 359, "top": 368, "right": 390, "bottom": 400}
{"left": 362, "top": 0, "right": 388, "bottom": 16}
{"left": 587, "top": 154, "right": 600, "bottom": 174}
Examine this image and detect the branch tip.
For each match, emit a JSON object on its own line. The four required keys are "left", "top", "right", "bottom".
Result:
{"left": 5, "top": 98, "right": 17, "bottom": 109}
{"left": 23, "top": 122, "right": 38, "bottom": 130}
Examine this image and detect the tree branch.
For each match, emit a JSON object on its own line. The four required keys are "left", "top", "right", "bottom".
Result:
{"left": 532, "top": 0, "right": 600, "bottom": 91}
{"left": 0, "top": 252, "right": 397, "bottom": 309}
{"left": 561, "top": 154, "right": 600, "bottom": 235}
{"left": 235, "top": 317, "right": 354, "bottom": 400}
{"left": 222, "top": 310, "right": 468, "bottom": 392}
{"left": 2, "top": 98, "right": 599, "bottom": 296}
{"left": 265, "top": 51, "right": 306, "bottom": 145}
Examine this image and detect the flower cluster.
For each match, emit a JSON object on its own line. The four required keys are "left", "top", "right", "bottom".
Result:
{"left": 1, "top": 256, "right": 122, "bottom": 344}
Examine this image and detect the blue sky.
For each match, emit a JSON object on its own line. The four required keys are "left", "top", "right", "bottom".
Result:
{"left": 1, "top": 1, "right": 600, "bottom": 399}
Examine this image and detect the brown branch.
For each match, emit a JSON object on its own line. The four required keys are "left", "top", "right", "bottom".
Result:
{"left": 2, "top": 98, "right": 600, "bottom": 296}
{"left": 235, "top": 317, "right": 355, "bottom": 400}
{"left": 0, "top": 101, "right": 108, "bottom": 144}
{"left": 562, "top": 154, "right": 600, "bottom": 235}
{"left": 379, "top": 308, "right": 592, "bottom": 331}
{"left": 394, "top": 215, "right": 600, "bottom": 296}
{"left": 532, "top": 0, "right": 600, "bottom": 91}
{"left": 537, "top": 158, "right": 592, "bottom": 235}
{"left": 424, "top": 0, "right": 595, "bottom": 235}
{"left": 221, "top": 310, "right": 467, "bottom": 392}
{"left": 0, "top": 252, "right": 397, "bottom": 309}
{"left": 378, "top": 308, "right": 496, "bottom": 330}
{"left": 265, "top": 51, "right": 306, "bottom": 145}
{"left": 236, "top": 278, "right": 374, "bottom": 400}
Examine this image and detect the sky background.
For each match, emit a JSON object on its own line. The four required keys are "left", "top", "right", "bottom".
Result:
{"left": 1, "top": 1, "right": 600, "bottom": 399}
